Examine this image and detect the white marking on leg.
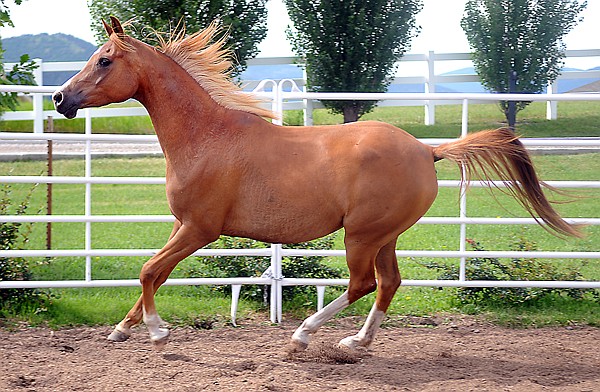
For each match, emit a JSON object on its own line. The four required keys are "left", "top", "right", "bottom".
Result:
{"left": 339, "top": 303, "right": 386, "bottom": 350}
{"left": 291, "top": 291, "right": 350, "bottom": 349}
{"left": 143, "top": 309, "right": 169, "bottom": 345}
{"left": 107, "top": 319, "right": 134, "bottom": 342}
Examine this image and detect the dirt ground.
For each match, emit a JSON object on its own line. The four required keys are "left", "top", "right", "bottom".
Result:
{"left": 1, "top": 315, "right": 598, "bottom": 392}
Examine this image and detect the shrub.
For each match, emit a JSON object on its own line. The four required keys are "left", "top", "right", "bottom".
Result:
{"left": 0, "top": 183, "right": 47, "bottom": 311}
{"left": 422, "top": 235, "right": 596, "bottom": 305}
{"left": 188, "top": 234, "right": 343, "bottom": 304}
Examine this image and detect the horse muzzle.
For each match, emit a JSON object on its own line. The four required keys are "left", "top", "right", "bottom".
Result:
{"left": 52, "top": 89, "right": 80, "bottom": 119}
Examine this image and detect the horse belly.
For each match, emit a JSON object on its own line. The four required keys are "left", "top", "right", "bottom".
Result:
{"left": 222, "top": 191, "right": 344, "bottom": 244}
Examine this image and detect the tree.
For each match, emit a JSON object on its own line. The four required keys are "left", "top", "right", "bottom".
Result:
{"left": 461, "top": 0, "right": 587, "bottom": 125}
{"left": 88, "top": 0, "right": 268, "bottom": 75}
{"left": 285, "top": 0, "right": 422, "bottom": 123}
{"left": 0, "top": 0, "right": 37, "bottom": 112}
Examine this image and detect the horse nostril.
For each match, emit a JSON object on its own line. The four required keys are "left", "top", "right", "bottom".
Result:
{"left": 52, "top": 91, "right": 63, "bottom": 106}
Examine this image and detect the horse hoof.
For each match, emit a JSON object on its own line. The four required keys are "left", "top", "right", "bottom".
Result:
{"left": 338, "top": 335, "right": 363, "bottom": 350}
{"left": 107, "top": 329, "right": 130, "bottom": 342}
{"left": 151, "top": 335, "right": 169, "bottom": 351}
{"left": 288, "top": 339, "right": 308, "bottom": 353}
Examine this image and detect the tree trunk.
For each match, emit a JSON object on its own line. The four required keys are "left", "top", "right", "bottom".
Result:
{"left": 342, "top": 105, "right": 360, "bottom": 123}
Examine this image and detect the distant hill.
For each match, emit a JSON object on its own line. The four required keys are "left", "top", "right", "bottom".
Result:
{"left": 2, "top": 33, "right": 97, "bottom": 86}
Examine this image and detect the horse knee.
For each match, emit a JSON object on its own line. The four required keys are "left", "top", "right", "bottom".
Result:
{"left": 139, "top": 263, "right": 159, "bottom": 286}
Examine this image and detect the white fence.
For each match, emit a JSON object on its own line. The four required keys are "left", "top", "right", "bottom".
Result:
{"left": 0, "top": 82, "right": 599, "bottom": 324}
{"left": 4, "top": 49, "right": 600, "bottom": 132}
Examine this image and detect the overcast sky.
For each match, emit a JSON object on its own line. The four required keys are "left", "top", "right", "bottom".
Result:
{"left": 0, "top": 0, "right": 598, "bottom": 70}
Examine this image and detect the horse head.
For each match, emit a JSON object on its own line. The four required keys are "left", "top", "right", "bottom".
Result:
{"left": 53, "top": 17, "right": 140, "bottom": 119}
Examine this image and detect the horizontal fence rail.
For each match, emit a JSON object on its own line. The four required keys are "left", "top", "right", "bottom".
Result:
{"left": 0, "top": 83, "right": 599, "bottom": 323}
{"left": 4, "top": 48, "right": 600, "bottom": 131}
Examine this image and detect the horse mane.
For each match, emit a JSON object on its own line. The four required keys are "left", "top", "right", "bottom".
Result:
{"left": 158, "top": 23, "right": 277, "bottom": 119}
{"left": 110, "top": 22, "right": 277, "bottom": 120}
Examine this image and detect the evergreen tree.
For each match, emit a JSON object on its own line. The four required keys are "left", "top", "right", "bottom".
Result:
{"left": 285, "top": 0, "right": 422, "bottom": 123}
{"left": 461, "top": 0, "right": 587, "bottom": 124}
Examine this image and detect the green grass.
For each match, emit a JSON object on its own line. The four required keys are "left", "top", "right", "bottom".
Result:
{"left": 1, "top": 100, "right": 599, "bottom": 329}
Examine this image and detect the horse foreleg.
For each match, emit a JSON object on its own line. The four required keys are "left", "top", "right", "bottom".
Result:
{"left": 141, "top": 226, "right": 209, "bottom": 348}
{"left": 106, "top": 265, "right": 178, "bottom": 342}
{"left": 108, "top": 220, "right": 183, "bottom": 342}
{"left": 339, "top": 240, "right": 400, "bottom": 350}
{"left": 290, "top": 241, "right": 378, "bottom": 351}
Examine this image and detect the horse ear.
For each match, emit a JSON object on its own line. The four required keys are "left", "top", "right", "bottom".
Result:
{"left": 102, "top": 19, "right": 114, "bottom": 37}
{"left": 110, "top": 16, "right": 125, "bottom": 35}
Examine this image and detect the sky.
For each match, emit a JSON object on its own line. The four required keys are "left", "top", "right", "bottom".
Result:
{"left": 0, "top": 0, "right": 598, "bottom": 71}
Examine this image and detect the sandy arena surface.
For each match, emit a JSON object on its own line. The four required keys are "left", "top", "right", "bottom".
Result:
{"left": 1, "top": 315, "right": 599, "bottom": 391}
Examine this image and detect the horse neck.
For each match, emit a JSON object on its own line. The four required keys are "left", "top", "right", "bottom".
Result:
{"left": 132, "top": 47, "right": 231, "bottom": 156}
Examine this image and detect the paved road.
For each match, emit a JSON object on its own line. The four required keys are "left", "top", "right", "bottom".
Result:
{"left": 0, "top": 140, "right": 163, "bottom": 161}
{"left": 0, "top": 138, "right": 598, "bottom": 161}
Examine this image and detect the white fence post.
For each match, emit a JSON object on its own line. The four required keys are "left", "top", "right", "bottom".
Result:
{"left": 304, "top": 98, "right": 313, "bottom": 126}
{"left": 459, "top": 99, "right": 469, "bottom": 281}
{"left": 270, "top": 243, "right": 283, "bottom": 323}
{"left": 84, "top": 109, "right": 93, "bottom": 281}
{"left": 546, "top": 80, "right": 558, "bottom": 120}
{"left": 424, "top": 51, "right": 436, "bottom": 126}
{"left": 32, "top": 58, "right": 44, "bottom": 133}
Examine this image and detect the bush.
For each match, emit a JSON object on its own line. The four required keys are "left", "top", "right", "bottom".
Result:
{"left": 188, "top": 234, "right": 343, "bottom": 304}
{"left": 422, "top": 235, "right": 597, "bottom": 305}
{"left": 0, "top": 183, "right": 47, "bottom": 311}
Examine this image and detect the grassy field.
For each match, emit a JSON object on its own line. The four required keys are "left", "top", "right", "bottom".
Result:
{"left": 1, "top": 99, "right": 600, "bottom": 138}
{"left": 1, "top": 101, "right": 599, "bottom": 329}
{"left": 2, "top": 153, "right": 599, "bottom": 328}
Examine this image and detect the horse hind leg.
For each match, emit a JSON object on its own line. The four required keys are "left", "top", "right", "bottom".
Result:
{"left": 290, "top": 240, "right": 379, "bottom": 351}
{"left": 339, "top": 239, "right": 400, "bottom": 350}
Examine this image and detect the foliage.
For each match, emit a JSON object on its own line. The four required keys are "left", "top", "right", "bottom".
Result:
{"left": 0, "top": 0, "right": 22, "bottom": 28}
{"left": 285, "top": 0, "right": 422, "bottom": 123}
{"left": 0, "top": 0, "right": 38, "bottom": 114}
{"left": 88, "top": 0, "right": 268, "bottom": 75}
{"left": 461, "top": 0, "right": 587, "bottom": 122}
{"left": 422, "top": 235, "right": 597, "bottom": 306}
{"left": 188, "top": 235, "right": 343, "bottom": 303}
{"left": 0, "top": 183, "right": 47, "bottom": 311}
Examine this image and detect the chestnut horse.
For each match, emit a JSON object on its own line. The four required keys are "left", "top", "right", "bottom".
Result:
{"left": 53, "top": 17, "right": 581, "bottom": 350}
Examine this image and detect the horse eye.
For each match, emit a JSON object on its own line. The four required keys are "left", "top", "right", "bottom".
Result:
{"left": 98, "top": 57, "right": 111, "bottom": 68}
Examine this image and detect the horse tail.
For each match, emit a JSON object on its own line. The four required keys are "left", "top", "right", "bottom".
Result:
{"left": 432, "top": 128, "right": 584, "bottom": 238}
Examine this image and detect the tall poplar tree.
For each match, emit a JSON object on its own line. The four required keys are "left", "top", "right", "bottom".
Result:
{"left": 461, "top": 0, "right": 587, "bottom": 124}
{"left": 88, "top": 0, "right": 268, "bottom": 75}
{"left": 285, "top": 0, "right": 422, "bottom": 123}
